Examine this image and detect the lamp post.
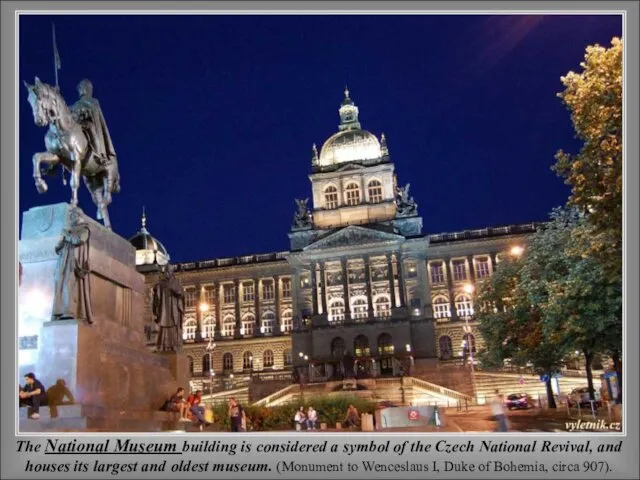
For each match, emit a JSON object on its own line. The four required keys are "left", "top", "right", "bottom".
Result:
{"left": 462, "top": 283, "right": 478, "bottom": 404}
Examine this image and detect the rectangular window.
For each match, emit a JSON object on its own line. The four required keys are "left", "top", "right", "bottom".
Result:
{"left": 262, "top": 281, "right": 274, "bottom": 300}
{"left": 430, "top": 263, "right": 445, "bottom": 284}
{"left": 452, "top": 260, "right": 467, "bottom": 282}
{"left": 223, "top": 285, "right": 235, "bottom": 304}
{"left": 184, "top": 289, "right": 196, "bottom": 309}
{"left": 282, "top": 279, "right": 292, "bottom": 298}
{"left": 203, "top": 286, "right": 216, "bottom": 306}
{"left": 475, "top": 257, "right": 491, "bottom": 279}
{"left": 243, "top": 283, "right": 255, "bottom": 302}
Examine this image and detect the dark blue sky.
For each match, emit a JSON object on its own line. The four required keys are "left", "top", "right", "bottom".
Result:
{"left": 18, "top": 14, "right": 622, "bottom": 262}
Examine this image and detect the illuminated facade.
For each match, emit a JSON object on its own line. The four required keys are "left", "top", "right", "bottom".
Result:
{"left": 132, "top": 89, "right": 537, "bottom": 391}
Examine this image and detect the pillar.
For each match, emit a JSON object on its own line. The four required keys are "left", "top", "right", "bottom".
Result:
{"left": 364, "top": 255, "right": 374, "bottom": 318}
{"left": 418, "top": 256, "right": 433, "bottom": 317}
{"left": 234, "top": 279, "right": 242, "bottom": 338}
{"left": 445, "top": 259, "right": 459, "bottom": 321}
{"left": 311, "top": 261, "right": 319, "bottom": 315}
{"left": 467, "top": 255, "right": 476, "bottom": 285}
{"left": 386, "top": 253, "right": 396, "bottom": 308}
{"left": 319, "top": 262, "right": 328, "bottom": 315}
{"left": 396, "top": 254, "right": 406, "bottom": 307}
{"left": 341, "top": 258, "right": 351, "bottom": 322}
{"left": 274, "top": 275, "right": 282, "bottom": 335}
{"left": 254, "top": 278, "right": 261, "bottom": 337}
{"left": 214, "top": 281, "right": 222, "bottom": 340}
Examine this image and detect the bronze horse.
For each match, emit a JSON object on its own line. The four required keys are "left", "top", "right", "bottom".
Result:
{"left": 24, "top": 77, "right": 120, "bottom": 229}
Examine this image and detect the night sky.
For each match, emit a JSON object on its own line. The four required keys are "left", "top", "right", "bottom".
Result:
{"left": 18, "top": 14, "right": 622, "bottom": 262}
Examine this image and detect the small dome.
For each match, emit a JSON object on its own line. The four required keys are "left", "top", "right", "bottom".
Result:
{"left": 128, "top": 208, "right": 170, "bottom": 266}
{"left": 318, "top": 129, "right": 382, "bottom": 166}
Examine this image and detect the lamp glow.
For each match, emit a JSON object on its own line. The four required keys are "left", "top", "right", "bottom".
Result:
{"left": 510, "top": 245, "right": 524, "bottom": 257}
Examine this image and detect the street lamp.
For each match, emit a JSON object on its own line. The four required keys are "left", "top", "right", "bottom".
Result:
{"left": 510, "top": 245, "right": 524, "bottom": 257}
{"left": 199, "top": 302, "right": 209, "bottom": 313}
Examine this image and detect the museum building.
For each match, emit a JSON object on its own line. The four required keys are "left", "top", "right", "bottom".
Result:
{"left": 131, "top": 89, "right": 537, "bottom": 393}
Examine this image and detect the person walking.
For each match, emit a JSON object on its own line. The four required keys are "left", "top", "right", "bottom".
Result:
{"left": 491, "top": 389, "right": 509, "bottom": 432}
{"left": 228, "top": 398, "right": 244, "bottom": 432}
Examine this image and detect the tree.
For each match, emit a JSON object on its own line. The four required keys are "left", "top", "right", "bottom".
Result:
{"left": 519, "top": 208, "right": 622, "bottom": 403}
{"left": 552, "top": 37, "right": 622, "bottom": 282}
{"left": 477, "top": 256, "right": 567, "bottom": 409}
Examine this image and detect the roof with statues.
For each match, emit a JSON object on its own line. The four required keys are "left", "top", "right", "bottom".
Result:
{"left": 314, "top": 87, "right": 388, "bottom": 169}
{"left": 128, "top": 207, "right": 170, "bottom": 267}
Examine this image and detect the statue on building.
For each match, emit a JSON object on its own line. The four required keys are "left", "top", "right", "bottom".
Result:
{"left": 152, "top": 264, "right": 185, "bottom": 352}
{"left": 24, "top": 77, "right": 121, "bottom": 229}
{"left": 395, "top": 183, "right": 418, "bottom": 217}
{"left": 52, "top": 207, "right": 93, "bottom": 323}
{"left": 293, "top": 198, "right": 313, "bottom": 229}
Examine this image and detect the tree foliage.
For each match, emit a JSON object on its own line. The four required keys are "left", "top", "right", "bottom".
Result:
{"left": 553, "top": 37, "right": 622, "bottom": 281}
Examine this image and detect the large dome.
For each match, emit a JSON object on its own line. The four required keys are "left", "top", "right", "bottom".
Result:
{"left": 318, "top": 129, "right": 382, "bottom": 167}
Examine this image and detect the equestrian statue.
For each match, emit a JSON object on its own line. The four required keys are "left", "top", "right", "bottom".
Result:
{"left": 24, "top": 77, "right": 120, "bottom": 229}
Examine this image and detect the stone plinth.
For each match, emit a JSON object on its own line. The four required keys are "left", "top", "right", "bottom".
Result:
{"left": 19, "top": 203, "right": 181, "bottom": 418}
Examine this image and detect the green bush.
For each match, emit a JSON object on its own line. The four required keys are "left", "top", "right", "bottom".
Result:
{"left": 206, "top": 395, "right": 376, "bottom": 431}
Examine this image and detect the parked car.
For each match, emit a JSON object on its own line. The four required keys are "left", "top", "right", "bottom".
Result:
{"left": 505, "top": 393, "right": 534, "bottom": 410}
{"left": 568, "top": 387, "right": 602, "bottom": 408}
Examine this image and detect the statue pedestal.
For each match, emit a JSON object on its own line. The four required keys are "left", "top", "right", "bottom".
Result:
{"left": 159, "top": 351, "right": 191, "bottom": 392}
{"left": 19, "top": 203, "right": 182, "bottom": 423}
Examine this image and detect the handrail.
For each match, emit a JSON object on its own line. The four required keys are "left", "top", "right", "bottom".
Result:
{"left": 253, "top": 384, "right": 300, "bottom": 407}
{"left": 409, "top": 376, "right": 472, "bottom": 401}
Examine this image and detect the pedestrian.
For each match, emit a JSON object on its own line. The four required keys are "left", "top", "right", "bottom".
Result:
{"left": 491, "top": 389, "right": 509, "bottom": 432}
{"left": 19, "top": 373, "right": 48, "bottom": 419}
{"left": 228, "top": 397, "right": 244, "bottom": 432}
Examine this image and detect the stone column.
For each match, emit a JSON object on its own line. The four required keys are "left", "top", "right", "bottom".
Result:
{"left": 364, "top": 255, "right": 374, "bottom": 318}
{"left": 418, "top": 256, "right": 433, "bottom": 317}
{"left": 445, "top": 259, "right": 459, "bottom": 321}
{"left": 490, "top": 252, "right": 498, "bottom": 274}
{"left": 310, "top": 261, "right": 319, "bottom": 315}
{"left": 467, "top": 255, "right": 476, "bottom": 285}
{"left": 396, "top": 254, "right": 406, "bottom": 307}
{"left": 386, "top": 253, "right": 397, "bottom": 308}
{"left": 234, "top": 279, "right": 242, "bottom": 338}
{"left": 274, "top": 275, "right": 282, "bottom": 335}
{"left": 319, "top": 262, "right": 328, "bottom": 315}
{"left": 291, "top": 269, "right": 302, "bottom": 329}
{"left": 254, "top": 278, "right": 261, "bottom": 337}
{"left": 341, "top": 258, "right": 351, "bottom": 322}
{"left": 214, "top": 281, "right": 222, "bottom": 340}
{"left": 195, "top": 283, "right": 203, "bottom": 341}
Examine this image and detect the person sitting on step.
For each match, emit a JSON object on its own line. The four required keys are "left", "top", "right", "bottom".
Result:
{"left": 343, "top": 404, "right": 360, "bottom": 429}
{"left": 19, "top": 373, "right": 47, "bottom": 420}
{"left": 186, "top": 390, "right": 211, "bottom": 428}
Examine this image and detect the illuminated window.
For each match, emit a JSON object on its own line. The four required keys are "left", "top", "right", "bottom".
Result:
{"left": 201, "top": 315, "right": 215, "bottom": 338}
{"left": 433, "top": 296, "right": 451, "bottom": 319}
{"left": 462, "top": 333, "right": 476, "bottom": 354}
{"left": 374, "top": 296, "right": 391, "bottom": 318}
{"left": 351, "top": 298, "right": 368, "bottom": 320}
{"left": 430, "top": 262, "right": 445, "bottom": 284}
{"left": 377, "top": 333, "right": 394, "bottom": 355}
{"left": 263, "top": 350, "right": 274, "bottom": 368}
{"left": 368, "top": 180, "right": 383, "bottom": 203}
{"left": 281, "top": 309, "right": 293, "bottom": 333}
{"left": 222, "top": 315, "right": 235, "bottom": 337}
{"left": 262, "top": 281, "right": 274, "bottom": 300}
{"left": 243, "top": 351, "right": 254, "bottom": 370}
{"left": 345, "top": 183, "right": 361, "bottom": 206}
{"left": 203, "top": 286, "right": 216, "bottom": 305}
{"left": 475, "top": 257, "right": 491, "bottom": 279}
{"left": 223, "top": 285, "right": 235, "bottom": 304}
{"left": 354, "top": 335, "right": 370, "bottom": 357}
{"left": 261, "top": 310, "right": 275, "bottom": 334}
{"left": 283, "top": 349, "right": 293, "bottom": 366}
{"left": 222, "top": 353, "right": 233, "bottom": 371}
{"left": 329, "top": 299, "right": 345, "bottom": 322}
{"left": 243, "top": 283, "right": 255, "bottom": 302}
{"left": 324, "top": 185, "right": 339, "bottom": 209}
{"left": 455, "top": 294, "right": 474, "bottom": 318}
{"left": 184, "top": 289, "right": 197, "bottom": 309}
{"left": 182, "top": 317, "right": 197, "bottom": 340}
{"left": 452, "top": 260, "right": 467, "bottom": 282}
{"left": 281, "top": 279, "right": 291, "bottom": 298}
{"left": 241, "top": 314, "right": 255, "bottom": 336}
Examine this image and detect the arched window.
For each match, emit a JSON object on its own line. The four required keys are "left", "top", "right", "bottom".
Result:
{"left": 222, "top": 314, "right": 235, "bottom": 337}
{"left": 281, "top": 309, "right": 293, "bottom": 333}
{"left": 433, "top": 296, "right": 451, "bottom": 319}
{"left": 329, "top": 299, "right": 345, "bottom": 323}
{"left": 351, "top": 297, "right": 368, "bottom": 320}
{"left": 202, "top": 353, "right": 211, "bottom": 373}
{"left": 345, "top": 183, "right": 361, "bottom": 206}
{"left": 263, "top": 349, "right": 274, "bottom": 368}
{"left": 283, "top": 349, "right": 293, "bottom": 366}
{"left": 368, "top": 179, "right": 383, "bottom": 203}
{"left": 354, "top": 335, "right": 370, "bottom": 357}
{"left": 331, "top": 337, "right": 346, "bottom": 359}
{"left": 462, "top": 333, "right": 476, "bottom": 354}
{"left": 377, "top": 333, "right": 394, "bottom": 355}
{"left": 187, "top": 355, "right": 194, "bottom": 375}
{"left": 261, "top": 310, "right": 275, "bottom": 335}
{"left": 439, "top": 336, "right": 453, "bottom": 360}
{"left": 222, "top": 352, "right": 233, "bottom": 372}
{"left": 242, "top": 313, "right": 255, "bottom": 336}
{"left": 324, "top": 185, "right": 339, "bottom": 209}
{"left": 201, "top": 315, "right": 215, "bottom": 339}
{"left": 455, "top": 294, "right": 474, "bottom": 318}
{"left": 374, "top": 296, "right": 391, "bottom": 318}
{"left": 243, "top": 351, "right": 254, "bottom": 370}
{"left": 182, "top": 317, "right": 197, "bottom": 340}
